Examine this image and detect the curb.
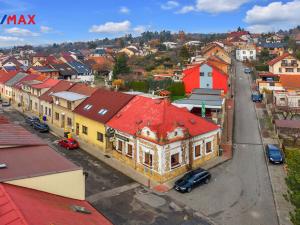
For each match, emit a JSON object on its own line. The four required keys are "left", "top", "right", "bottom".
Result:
{"left": 248, "top": 76, "right": 281, "bottom": 225}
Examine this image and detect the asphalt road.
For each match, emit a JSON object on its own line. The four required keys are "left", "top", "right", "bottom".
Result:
{"left": 168, "top": 60, "right": 279, "bottom": 225}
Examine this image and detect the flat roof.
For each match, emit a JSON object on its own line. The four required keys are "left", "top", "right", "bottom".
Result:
{"left": 0, "top": 145, "right": 80, "bottom": 182}
{"left": 275, "top": 119, "right": 300, "bottom": 129}
{"left": 51, "top": 91, "right": 88, "bottom": 101}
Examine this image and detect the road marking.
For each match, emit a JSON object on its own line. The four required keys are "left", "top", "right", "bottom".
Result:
{"left": 86, "top": 182, "right": 140, "bottom": 203}
{"left": 234, "top": 142, "right": 262, "bottom": 146}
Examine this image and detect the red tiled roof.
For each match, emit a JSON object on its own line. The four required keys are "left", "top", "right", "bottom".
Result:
{"left": 74, "top": 88, "right": 134, "bottom": 124}
{"left": 39, "top": 80, "right": 75, "bottom": 103}
{"left": 0, "top": 183, "right": 112, "bottom": 225}
{"left": 228, "top": 31, "right": 249, "bottom": 38}
{"left": 0, "top": 145, "right": 80, "bottom": 182}
{"left": 0, "top": 123, "right": 45, "bottom": 147}
{"left": 30, "top": 78, "right": 59, "bottom": 89}
{"left": 107, "top": 96, "right": 219, "bottom": 144}
{"left": 268, "top": 52, "right": 292, "bottom": 66}
{"left": 275, "top": 119, "right": 300, "bottom": 129}
{"left": 0, "top": 71, "right": 18, "bottom": 84}
{"left": 257, "top": 72, "right": 279, "bottom": 77}
{"left": 68, "top": 83, "right": 97, "bottom": 96}
{"left": 279, "top": 74, "right": 300, "bottom": 90}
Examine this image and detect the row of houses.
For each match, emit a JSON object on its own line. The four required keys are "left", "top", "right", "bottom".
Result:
{"left": 0, "top": 70, "right": 221, "bottom": 183}
{"left": 256, "top": 53, "right": 300, "bottom": 108}
{"left": 0, "top": 115, "right": 112, "bottom": 225}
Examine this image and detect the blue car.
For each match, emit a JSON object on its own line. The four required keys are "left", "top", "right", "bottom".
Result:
{"left": 244, "top": 68, "right": 251, "bottom": 74}
{"left": 251, "top": 92, "right": 263, "bottom": 102}
{"left": 266, "top": 144, "right": 284, "bottom": 164}
{"left": 25, "top": 116, "right": 40, "bottom": 126}
{"left": 33, "top": 121, "right": 49, "bottom": 133}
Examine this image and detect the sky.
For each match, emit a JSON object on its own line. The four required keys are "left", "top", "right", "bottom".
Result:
{"left": 0, "top": 0, "right": 299, "bottom": 47}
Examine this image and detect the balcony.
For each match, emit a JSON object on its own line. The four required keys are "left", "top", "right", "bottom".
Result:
{"left": 281, "top": 62, "right": 298, "bottom": 67}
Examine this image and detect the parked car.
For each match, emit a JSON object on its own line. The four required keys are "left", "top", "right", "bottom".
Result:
{"left": 174, "top": 168, "right": 211, "bottom": 193}
{"left": 58, "top": 138, "right": 79, "bottom": 150}
{"left": 251, "top": 92, "right": 263, "bottom": 102}
{"left": 32, "top": 121, "right": 49, "bottom": 133}
{"left": 266, "top": 144, "right": 284, "bottom": 164}
{"left": 25, "top": 116, "right": 40, "bottom": 126}
{"left": 244, "top": 68, "right": 251, "bottom": 74}
{"left": 2, "top": 101, "right": 10, "bottom": 107}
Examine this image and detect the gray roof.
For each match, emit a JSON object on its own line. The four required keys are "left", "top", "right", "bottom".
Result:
{"left": 189, "top": 94, "right": 223, "bottom": 101}
{"left": 51, "top": 91, "right": 88, "bottom": 101}
{"left": 173, "top": 94, "right": 224, "bottom": 108}
{"left": 5, "top": 72, "right": 28, "bottom": 87}
{"left": 192, "top": 88, "right": 222, "bottom": 95}
{"left": 174, "top": 99, "right": 223, "bottom": 108}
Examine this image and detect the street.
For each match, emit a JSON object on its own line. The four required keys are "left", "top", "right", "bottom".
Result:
{"left": 1, "top": 60, "right": 279, "bottom": 225}
{"left": 1, "top": 108, "right": 213, "bottom": 225}
{"left": 168, "top": 60, "right": 278, "bottom": 225}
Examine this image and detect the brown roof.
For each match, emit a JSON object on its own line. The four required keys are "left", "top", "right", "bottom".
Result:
{"left": 208, "top": 55, "right": 229, "bottom": 65}
{"left": 68, "top": 83, "right": 97, "bottom": 96}
{"left": 280, "top": 75, "right": 300, "bottom": 90}
{"left": 0, "top": 145, "right": 80, "bottom": 182}
{"left": 0, "top": 123, "right": 45, "bottom": 147}
{"left": 74, "top": 88, "right": 135, "bottom": 124}
{"left": 39, "top": 80, "right": 75, "bottom": 103}
{"left": 275, "top": 120, "right": 300, "bottom": 129}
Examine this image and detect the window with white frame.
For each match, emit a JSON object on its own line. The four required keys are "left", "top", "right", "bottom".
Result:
{"left": 194, "top": 144, "right": 202, "bottom": 158}
{"left": 171, "top": 153, "right": 180, "bottom": 168}
{"left": 117, "top": 140, "right": 123, "bottom": 152}
{"left": 206, "top": 141, "right": 213, "bottom": 154}
{"left": 126, "top": 143, "right": 133, "bottom": 157}
{"left": 144, "top": 152, "right": 153, "bottom": 167}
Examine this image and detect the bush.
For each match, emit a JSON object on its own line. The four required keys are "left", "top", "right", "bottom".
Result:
{"left": 285, "top": 148, "right": 300, "bottom": 225}
{"left": 167, "top": 82, "right": 185, "bottom": 97}
{"left": 255, "top": 64, "right": 269, "bottom": 71}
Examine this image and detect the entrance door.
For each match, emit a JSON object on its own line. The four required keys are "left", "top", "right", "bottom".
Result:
{"left": 76, "top": 123, "right": 79, "bottom": 135}
{"left": 61, "top": 115, "right": 65, "bottom": 128}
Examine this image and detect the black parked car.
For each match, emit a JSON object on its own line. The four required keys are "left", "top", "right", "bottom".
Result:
{"left": 266, "top": 144, "right": 284, "bottom": 164}
{"left": 33, "top": 121, "right": 49, "bottom": 133}
{"left": 174, "top": 168, "right": 211, "bottom": 193}
{"left": 25, "top": 116, "right": 40, "bottom": 126}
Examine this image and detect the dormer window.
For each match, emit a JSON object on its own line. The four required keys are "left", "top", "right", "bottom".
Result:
{"left": 83, "top": 104, "right": 92, "bottom": 110}
{"left": 98, "top": 108, "right": 108, "bottom": 115}
{"left": 147, "top": 131, "right": 150, "bottom": 136}
{"left": 174, "top": 131, "right": 178, "bottom": 136}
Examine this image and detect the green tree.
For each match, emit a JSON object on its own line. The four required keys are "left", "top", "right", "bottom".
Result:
{"left": 296, "top": 50, "right": 300, "bottom": 60}
{"left": 113, "top": 54, "right": 130, "bottom": 78}
{"left": 179, "top": 46, "right": 190, "bottom": 63}
{"left": 167, "top": 82, "right": 185, "bottom": 97}
{"left": 286, "top": 149, "right": 300, "bottom": 225}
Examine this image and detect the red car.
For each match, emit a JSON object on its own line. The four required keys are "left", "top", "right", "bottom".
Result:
{"left": 58, "top": 138, "right": 79, "bottom": 150}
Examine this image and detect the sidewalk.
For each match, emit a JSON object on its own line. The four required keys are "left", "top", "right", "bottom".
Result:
{"left": 13, "top": 107, "right": 231, "bottom": 192}
{"left": 253, "top": 85, "right": 293, "bottom": 225}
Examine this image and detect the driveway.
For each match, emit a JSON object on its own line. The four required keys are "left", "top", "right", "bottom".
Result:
{"left": 168, "top": 60, "right": 279, "bottom": 225}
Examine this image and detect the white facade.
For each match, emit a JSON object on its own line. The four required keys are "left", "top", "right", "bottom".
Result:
{"left": 236, "top": 48, "right": 256, "bottom": 61}
{"left": 274, "top": 91, "right": 300, "bottom": 108}
{"left": 77, "top": 74, "right": 95, "bottom": 83}
{"left": 162, "top": 42, "right": 177, "bottom": 49}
